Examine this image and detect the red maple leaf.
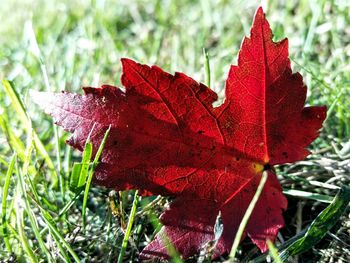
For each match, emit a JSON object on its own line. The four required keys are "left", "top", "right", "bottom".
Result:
{"left": 32, "top": 7, "right": 326, "bottom": 260}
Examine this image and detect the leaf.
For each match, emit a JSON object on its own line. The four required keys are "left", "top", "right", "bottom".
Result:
{"left": 31, "top": 7, "right": 326, "bottom": 260}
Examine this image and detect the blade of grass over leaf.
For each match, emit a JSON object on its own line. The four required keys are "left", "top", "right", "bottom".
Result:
{"left": 69, "top": 142, "right": 92, "bottom": 192}
{"left": 1, "top": 153, "right": 16, "bottom": 253}
{"left": 228, "top": 171, "right": 269, "bottom": 261}
{"left": 2, "top": 80, "right": 58, "bottom": 185}
{"left": 79, "top": 143, "right": 93, "bottom": 186}
{"left": 147, "top": 210, "right": 184, "bottom": 263}
{"left": 117, "top": 190, "right": 139, "bottom": 263}
{"left": 82, "top": 125, "right": 111, "bottom": 228}
{"left": 72, "top": 122, "right": 96, "bottom": 192}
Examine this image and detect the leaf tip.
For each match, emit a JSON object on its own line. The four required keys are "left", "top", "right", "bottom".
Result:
{"left": 256, "top": 6, "right": 265, "bottom": 14}
{"left": 120, "top": 57, "right": 136, "bottom": 69}
{"left": 255, "top": 6, "right": 266, "bottom": 20}
{"left": 250, "top": 6, "right": 272, "bottom": 40}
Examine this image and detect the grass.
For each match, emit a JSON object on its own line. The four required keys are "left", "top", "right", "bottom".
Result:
{"left": 1, "top": 0, "right": 350, "bottom": 262}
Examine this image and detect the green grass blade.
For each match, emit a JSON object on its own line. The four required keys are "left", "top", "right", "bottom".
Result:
{"left": 2, "top": 80, "right": 27, "bottom": 121}
{"left": 69, "top": 142, "right": 92, "bottom": 192}
{"left": 70, "top": 123, "right": 95, "bottom": 192}
{"left": 1, "top": 153, "right": 16, "bottom": 253}
{"left": 0, "top": 155, "right": 10, "bottom": 166}
{"left": 41, "top": 208, "right": 80, "bottom": 263}
{"left": 251, "top": 185, "right": 350, "bottom": 263}
{"left": 15, "top": 157, "right": 38, "bottom": 263}
{"left": 17, "top": 135, "right": 54, "bottom": 262}
{"left": 25, "top": 20, "right": 65, "bottom": 195}
{"left": 40, "top": 191, "right": 82, "bottom": 236}
{"left": 228, "top": 171, "right": 268, "bottom": 261}
{"left": 15, "top": 196, "right": 38, "bottom": 263}
{"left": 117, "top": 190, "right": 139, "bottom": 263}
{"left": 0, "top": 115, "right": 26, "bottom": 160}
{"left": 147, "top": 210, "right": 184, "bottom": 263}
{"left": 58, "top": 192, "right": 82, "bottom": 217}
{"left": 267, "top": 240, "right": 283, "bottom": 263}
{"left": 326, "top": 89, "right": 344, "bottom": 121}
{"left": 2, "top": 79, "right": 58, "bottom": 185}
{"left": 6, "top": 223, "right": 20, "bottom": 242}
{"left": 92, "top": 125, "right": 111, "bottom": 163}
{"left": 283, "top": 189, "right": 333, "bottom": 203}
{"left": 29, "top": 195, "right": 76, "bottom": 263}
{"left": 70, "top": 162, "right": 83, "bottom": 191}
{"left": 279, "top": 185, "right": 350, "bottom": 261}
{"left": 78, "top": 142, "right": 93, "bottom": 187}
{"left": 49, "top": 231, "right": 72, "bottom": 263}
{"left": 54, "top": 125, "right": 64, "bottom": 196}
{"left": 29, "top": 194, "right": 72, "bottom": 263}
{"left": 203, "top": 48, "right": 211, "bottom": 87}
{"left": 82, "top": 125, "right": 111, "bottom": 228}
